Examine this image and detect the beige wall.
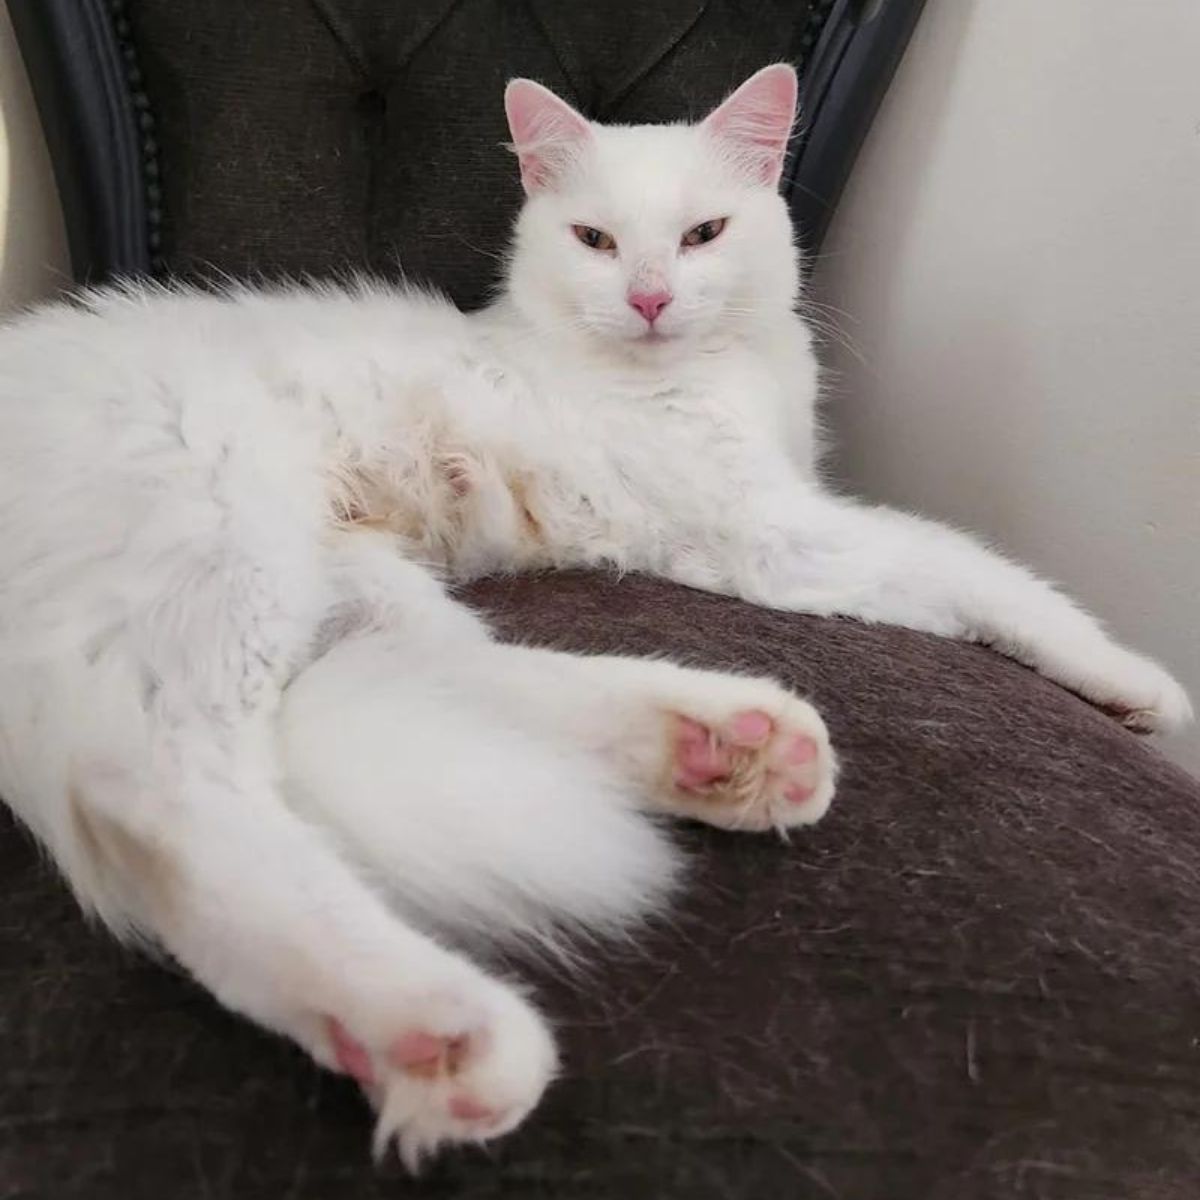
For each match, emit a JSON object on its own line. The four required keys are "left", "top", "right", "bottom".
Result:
{"left": 0, "top": 1, "right": 69, "bottom": 310}
{"left": 815, "top": 0, "right": 1200, "bottom": 775}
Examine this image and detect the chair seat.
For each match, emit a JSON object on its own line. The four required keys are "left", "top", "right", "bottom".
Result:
{"left": 5, "top": 570, "right": 1197, "bottom": 1199}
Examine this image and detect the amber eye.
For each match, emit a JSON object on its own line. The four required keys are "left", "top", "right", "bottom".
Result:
{"left": 572, "top": 225, "right": 617, "bottom": 252}
{"left": 681, "top": 218, "right": 727, "bottom": 248}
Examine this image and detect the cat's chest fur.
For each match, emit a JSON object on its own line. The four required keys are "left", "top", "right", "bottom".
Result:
{"left": 420, "top": 325, "right": 810, "bottom": 579}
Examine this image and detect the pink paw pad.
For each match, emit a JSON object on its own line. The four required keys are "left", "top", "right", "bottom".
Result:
{"left": 730, "top": 709, "right": 774, "bottom": 745}
{"left": 673, "top": 710, "right": 778, "bottom": 790}
{"left": 781, "top": 734, "right": 819, "bottom": 803}
{"left": 448, "top": 1094, "right": 499, "bottom": 1123}
{"left": 388, "top": 1030, "right": 469, "bottom": 1079}
{"left": 673, "top": 717, "right": 731, "bottom": 789}
{"left": 669, "top": 700, "right": 828, "bottom": 826}
{"left": 327, "top": 1017, "right": 376, "bottom": 1086}
{"left": 785, "top": 734, "right": 818, "bottom": 765}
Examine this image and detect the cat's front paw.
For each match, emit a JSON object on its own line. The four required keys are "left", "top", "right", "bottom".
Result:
{"left": 320, "top": 973, "right": 557, "bottom": 1169}
{"left": 1050, "top": 636, "right": 1194, "bottom": 734}
{"left": 1087, "top": 648, "right": 1193, "bottom": 734}
{"left": 656, "top": 676, "right": 837, "bottom": 832}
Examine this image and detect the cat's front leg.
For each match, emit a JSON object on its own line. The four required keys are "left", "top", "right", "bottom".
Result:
{"left": 723, "top": 484, "right": 1192, "bottom": 733}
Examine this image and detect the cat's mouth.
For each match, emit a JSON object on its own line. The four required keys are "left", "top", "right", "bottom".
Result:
{"left": 633, "top": 327, "right": 674, "bottom": 345}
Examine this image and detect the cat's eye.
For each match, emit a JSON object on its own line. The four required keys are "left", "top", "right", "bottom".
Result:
{"left": 572, "top": 225, "right": 617, "bottom": 253}
{"left": 681, "top": 218, "right": 727, "bottom": 248}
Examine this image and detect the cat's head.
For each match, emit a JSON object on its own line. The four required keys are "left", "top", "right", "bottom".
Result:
{"left": 502, "top": 65, "right": 801, "bottom": 355}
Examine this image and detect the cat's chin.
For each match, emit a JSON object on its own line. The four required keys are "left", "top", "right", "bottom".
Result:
{"left": 624, "top": 327, "right": 685, "bottom": 351}
{"left": 605, "top": 327, "right": 721, "bottom": 365}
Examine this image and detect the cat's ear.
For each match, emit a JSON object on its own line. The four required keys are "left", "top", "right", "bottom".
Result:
{"left": 701, "top": 63, "right": 798, "bottom": 187}
{"left": 504, "top": 79, "right": 592, "bottom": 194}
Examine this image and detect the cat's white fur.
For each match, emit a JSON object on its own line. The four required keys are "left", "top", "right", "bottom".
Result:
{"left": 0, "top": 65, "right": 1189, "bottom": 1164}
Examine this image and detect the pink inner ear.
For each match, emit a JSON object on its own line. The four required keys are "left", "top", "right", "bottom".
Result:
{"left": 702, "top": 63, "right": 798, "bottom": 186}
{"left": 504, "top": 79, "right": 591, "bottom": 193}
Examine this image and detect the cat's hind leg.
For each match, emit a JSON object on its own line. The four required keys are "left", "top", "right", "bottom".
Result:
{"left": 289, "top": 560, "right": 836, "bottom": 842}
{"left": 459, "top": 647, "right": 838, "bottom": 834}
{"left": 285, "top": 535, "right": 682, "bottom": 945}
{"left": 0, "top": 547, "right": 557, "bottom": 1165}
{"left": 282, "top": 635, "right": 682, "bottom": 948}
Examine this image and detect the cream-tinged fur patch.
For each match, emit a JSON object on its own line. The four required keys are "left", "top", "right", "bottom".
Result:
{"left": 69, "top": 784, "right": 180, "bottom": 915}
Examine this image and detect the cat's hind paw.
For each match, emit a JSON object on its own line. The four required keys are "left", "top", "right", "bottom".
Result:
{"left": 322, "top": 975, "right": 557, "bottom": 1169}
{"left": 657, "top": 677, "right": 837, "bottom": 832}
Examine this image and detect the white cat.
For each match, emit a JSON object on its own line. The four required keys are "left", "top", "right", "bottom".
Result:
{"left": 0, "top": 65, "right": 1189, "bottom": 1166}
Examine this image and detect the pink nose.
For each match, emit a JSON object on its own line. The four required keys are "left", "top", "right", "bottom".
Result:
{"left": 627, "top": 289, "right": 673, "bottom": 323}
